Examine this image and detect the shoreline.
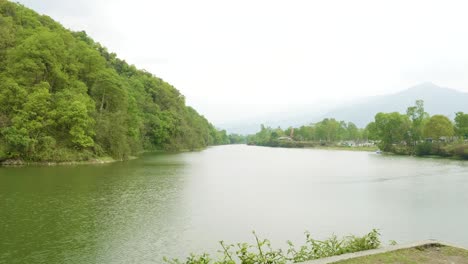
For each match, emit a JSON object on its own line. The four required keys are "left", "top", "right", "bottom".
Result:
{"left": 3, "top": 144, "right": 465, "bottom": 167}
{"left": 0, "top": 156, "right": 122, "bottom": 167}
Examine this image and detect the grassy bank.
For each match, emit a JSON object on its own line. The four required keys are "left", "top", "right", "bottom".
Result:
{"left": 333, "top": 244, "right": 468, "bottom": 264}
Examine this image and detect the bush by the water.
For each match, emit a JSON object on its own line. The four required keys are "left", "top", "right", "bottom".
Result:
{"left": 164, "top": 229, "right": 380, "bottom": 264}
{"left": 414, "top": 142, "right": 468, "bottom": 160}
{"left": 415, "top": 142, "right": 433, "bottom": 156}
{"left": 445, "top": 144, "right": 468, "bottom": 159}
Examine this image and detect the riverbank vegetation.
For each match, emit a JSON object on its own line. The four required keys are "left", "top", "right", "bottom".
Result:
{"left": 367, "top": 100, "right": 468, "bottom": 159}
{"left": 247, "top": 100, "right": 468, "bottom": 159}
{"left": 164, "top": 229, "right": 380, "bottom": 264}
{"left": 0, "top": 1, "right": 229, "bottom": 163}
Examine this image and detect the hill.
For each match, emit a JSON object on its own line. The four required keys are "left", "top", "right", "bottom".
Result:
{"left": 0, "top": 1, "right": 228, "bottom": 162}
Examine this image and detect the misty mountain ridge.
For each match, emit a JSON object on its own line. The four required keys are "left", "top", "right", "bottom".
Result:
{"left": 223, "top": 83, "right": 468, "bottom": 134}
{"left": 323, "top": 82, "right": 468, "bottom": 127}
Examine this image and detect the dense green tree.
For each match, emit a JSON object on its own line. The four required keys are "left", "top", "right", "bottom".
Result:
{"left": 315, "top": 118, "right": 341, "bottom": 142}
{"left": 373, "top": 112, "right": 411, "bottom": 151}
{"left": 406, "top": 100, "right": 429, "bottom": 146}
{"left": 253, "top": 125, "right": 272, "bottom": 144}
{"left": 0, "top": 15, "right": 14, "bottom": 65}
{"left": 294, "top": 125, "right": 315, "bottom": 141}
{"left": 454, "top": 112, "right": 468, "bottom": 139}
{"left": 2, "top": 82, "right": 55, "bottom": 157}
{"left": 364, "top": 122, "right": 378, "bottom": 141}
{"left": 344, "top": 122, "right": 360, "bottom": 141}
{"left": 422, "top": 115, "right": 454, "bottom": 140}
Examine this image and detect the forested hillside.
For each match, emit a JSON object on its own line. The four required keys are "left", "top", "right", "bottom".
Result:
{"left": 0, "top": 1, "right": 228, "bottom": 162}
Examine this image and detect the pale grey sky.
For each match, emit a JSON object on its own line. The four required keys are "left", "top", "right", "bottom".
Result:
{"left": 17, "top": 0, "right": 468, "bottom": 125}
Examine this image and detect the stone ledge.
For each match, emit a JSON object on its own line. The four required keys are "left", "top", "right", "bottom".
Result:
{"left": 300, "top": 240, "right": 468, "bottom": 264}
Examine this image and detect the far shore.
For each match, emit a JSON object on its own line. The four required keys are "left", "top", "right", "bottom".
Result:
{"left": 310, "top": 145, "right": 379, "bottom": 152}
{"left": 247, "top": 142, "right": 379, "bottom": 152}
{"left": 247, "top": 142, "right": 468, "bottom": 160}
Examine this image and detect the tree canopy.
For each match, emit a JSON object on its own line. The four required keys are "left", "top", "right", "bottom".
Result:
{"left": 455, "top": 112, "right": 468, "bottom": 139}
{"left": 372, "top": 112, "right": 411, "bottom": 151}
{"left": 423, "top": 115, "right": 455, "bottom": 139}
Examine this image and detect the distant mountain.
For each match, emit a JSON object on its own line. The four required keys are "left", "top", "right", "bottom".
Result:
{"left": 321, "top": 82, "right": 468, "bottom": 127}
{"left": 222, "top": 83, "right": 468, "bottom": 134}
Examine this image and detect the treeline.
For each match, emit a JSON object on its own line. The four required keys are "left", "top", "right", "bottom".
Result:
{"left": 248, "top": 119, "right": 368, "bottom": 147}
{"left": 0, "top": 1, "right": 228, "bottom": 162}
{"left": 228, "top": 133, "right": 247, "bottom": 144}
{"left": 248, "top": 100, "right": 468, "bottom": 159}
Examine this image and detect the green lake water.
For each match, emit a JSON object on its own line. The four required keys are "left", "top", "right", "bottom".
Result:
{"left": 1, "top": 145, "right": 468, "bottom": 263}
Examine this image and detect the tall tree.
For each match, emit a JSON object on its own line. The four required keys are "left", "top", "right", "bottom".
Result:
{"left": 406, "top": 100, "right": 429, "bottom": 146}
{"left": 373, "top": 112, "right": 411, "bottom": 151}
{"left": 454, "top": 112, "right": 468, "bottom": 139}
{"left": 346, "top": 122, "right": 359, "bottom": 141}
{"left": 423, "top": 115, "right": 455, "bottom": 140}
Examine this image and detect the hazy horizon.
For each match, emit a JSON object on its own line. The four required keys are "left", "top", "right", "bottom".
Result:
{"left": 16, "top": 0, "right": 468, "bottom": 126}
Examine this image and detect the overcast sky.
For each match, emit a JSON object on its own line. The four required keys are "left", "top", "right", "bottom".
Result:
{"left": 16, "top": 0, "right": 468, "bottom": 125}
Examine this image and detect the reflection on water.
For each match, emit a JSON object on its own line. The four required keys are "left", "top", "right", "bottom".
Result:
{"left": 1, "top": 145, "right": 467, "bottom": 263}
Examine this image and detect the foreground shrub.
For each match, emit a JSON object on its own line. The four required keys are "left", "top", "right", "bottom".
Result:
{"left": 164, "top": 229, "right": 380, "bottom": 264}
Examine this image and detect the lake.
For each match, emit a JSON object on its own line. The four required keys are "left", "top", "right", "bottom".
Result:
{"left": 1, "top": 145, "right": 467, "bottom": 263}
